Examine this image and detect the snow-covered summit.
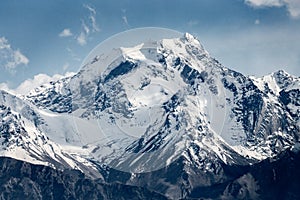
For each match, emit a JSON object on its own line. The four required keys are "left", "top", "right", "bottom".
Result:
{"left": 251, "top": 69, "right": 300, "bottom": 94}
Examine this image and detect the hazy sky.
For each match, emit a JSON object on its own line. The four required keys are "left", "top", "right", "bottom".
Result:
{"left": 0, "top": 0, "right": 300, "bottom": 89}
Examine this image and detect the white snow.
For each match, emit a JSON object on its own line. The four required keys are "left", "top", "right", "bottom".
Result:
{"left": 120, "top": 43, "right": 147, "bottom": 60}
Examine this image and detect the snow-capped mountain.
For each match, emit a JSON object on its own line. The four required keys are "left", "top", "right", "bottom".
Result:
{"left": 251, "top": 69, "right": 300, "bottom": 126}
{"left": 1, "top": 33, "right": 300, "bottom": 199}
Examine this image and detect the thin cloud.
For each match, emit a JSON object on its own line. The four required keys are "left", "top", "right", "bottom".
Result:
{"left": 122, "top": 16, "right": 129, "bottom": 26}
{"left": 90, "top": 15, "right": 100, "bottom": 32}
{"left": 121, "top": 9, "right": 129, "bottom": 28}
{"left": 0, "top": 37, "right": 29, "bottom": 74}
{"left": 0, "top": 37, "right": 10, "bottom": 49}
{"left": 76, "top": 4, "right": 100, "bottom": 46}
{"left": 84, "top": 4, "right": 100, "bottom": 32}
{"left": 82, "top": 20, "right": 90, "bottom": 35}
{"left": 84, "top": 4, "right": 96, "bottom": 15}
{"left": 245, "top": 0, "right": 282, "bottom": 7}
{"left": 62, "top": 63, "right": 69, "bottom": 71}
{"left": 66, "top": 47, "right": 81, "bottom": 61}
{"left": 188, "top": 20, "right": 199, "bottom": 26}
{"left": 77, "top": 32, "right": 87, "bottom": 46}
{"left": 286, "top": 0, "right": 300, "bottom": 18}
{"left": 59, "top": 29, "right": 73, "bottom": 37}
{"left": 76, "top": 20, "right": 89, "bottom": 46}
{"left": 245, "top": 0, "right": 300, "bottom": 18}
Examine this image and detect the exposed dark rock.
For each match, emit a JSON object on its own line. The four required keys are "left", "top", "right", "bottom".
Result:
{"left": 0, "top": 157, "right": 169, "bottom": 200}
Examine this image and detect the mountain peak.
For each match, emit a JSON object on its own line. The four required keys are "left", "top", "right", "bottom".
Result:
{"left": 271, "top": 69, "right": 295, "bottom": 89}
{"left": 272, "top": 69, "right": 291, "bottom": 77}
{"left": 183, "top": 32, "right": 196, "bottom": 40}
{"left": 181, "top": 32, "right": 201, "bottom": 46}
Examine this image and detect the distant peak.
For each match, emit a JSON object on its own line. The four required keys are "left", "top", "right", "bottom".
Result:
{"left": 182, "top": 32, "right": 200, "bottom": 45}
{"left": 270, "top": 69, "right": 295, "bottom": 89}
{"left": 183, "top": 32, "right": 195, "bottom": 40}
{"left": 273, "top": 69, "right": 290, "bottom": 77}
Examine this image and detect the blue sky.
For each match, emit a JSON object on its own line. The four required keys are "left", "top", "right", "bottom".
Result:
{"left": 0, "top": 0, "right": 300, "bottom": 89}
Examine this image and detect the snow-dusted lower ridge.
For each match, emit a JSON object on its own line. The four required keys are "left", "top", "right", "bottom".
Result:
{"left": 0, "top": 90, "right": 101, "bottom": 178}
{"left": 1, "top": 33, "right": 300, "bottom": 196}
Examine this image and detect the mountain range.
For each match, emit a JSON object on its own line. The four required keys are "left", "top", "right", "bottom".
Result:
{"left": 0, "top": 33, "right": 300, "bottom": 199}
